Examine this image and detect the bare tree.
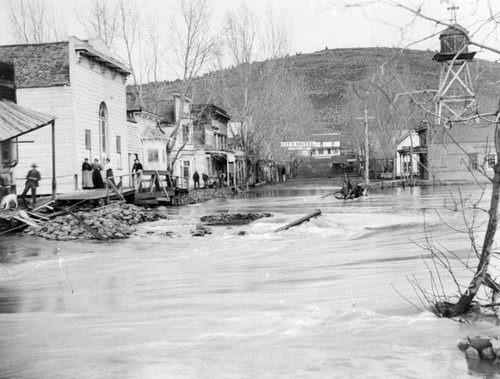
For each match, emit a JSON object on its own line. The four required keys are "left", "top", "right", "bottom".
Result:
{"left": 77, "top": 0, "right": 119, "bottom": 48}
{"left": 164, "top": 0, "right": 219, "bottom": 172}
{"left": 213, "top": 4, "right": 314, "bottom": 183}
{"left": 144, "top": 22, "right": 164, "bottom": 84}
{"left": 117, "top": 0, "right": 141, "bottom": 84}
{"left": 260, "top": 5, "right": 290, "bottom": 60}
{"left": 7, "top": 0, "right": 66, "bottom": 43}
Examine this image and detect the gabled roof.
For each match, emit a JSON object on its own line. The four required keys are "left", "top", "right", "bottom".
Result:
{"left": 140, "top": 126, "right": 169, "bottom": 141}
{"left": 191, "top": 103, "right": 230, "bottom": 122}
{"left": 0, "top": 99, "right": 55, "bottom": 141}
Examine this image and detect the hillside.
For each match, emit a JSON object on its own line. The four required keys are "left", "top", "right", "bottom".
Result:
{"left": 135, "top": 47, "right": 500, "bottom": 131}
{"left": 288, "top": 47, "right": 500, "bottom": 129}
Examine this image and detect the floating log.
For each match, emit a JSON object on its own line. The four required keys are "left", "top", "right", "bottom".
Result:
{"left": 274, "top": 209, "right": 321, "bottom": 232}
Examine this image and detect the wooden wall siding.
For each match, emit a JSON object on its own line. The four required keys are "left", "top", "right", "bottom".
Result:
{"left": 213, "top": 120, "right": 228, "bottom": 135}
{"left": 430, "top": 141, "right": 495, "bottom": 182}
{"left": 0, "top": 42, "right": 70, "bottom": 88}
{"left": 427, "top": 123, "right": 495, "bottom": 182}
{"left": 127, "top": 121, "right": 141, "bottom": 160}
{"left": 205, "top": 128, "right": 214, "bottom": 147}
{"left": 72, "top": 52, "right": 129, "bottom": 179}
{"left": 433, "top": 123, "right": 495, "bottom": 144}
{"left": 15, "top": 86, "right": 75, "bottom": 194}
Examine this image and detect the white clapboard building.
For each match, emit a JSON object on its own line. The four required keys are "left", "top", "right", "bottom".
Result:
{"left": 0, "top": 37, "right": 132, "bottom": 194}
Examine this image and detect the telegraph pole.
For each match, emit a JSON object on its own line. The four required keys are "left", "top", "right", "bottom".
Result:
{"left": 357, "top": 108, "right": 374, "bottom": 185}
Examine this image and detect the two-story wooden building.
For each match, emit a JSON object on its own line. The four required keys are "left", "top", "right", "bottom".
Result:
{"left": 191, "top": 103, "right": 233, "bottom": 185}
{"left": 0, "top": 37, "right": 132, "bottom": 194}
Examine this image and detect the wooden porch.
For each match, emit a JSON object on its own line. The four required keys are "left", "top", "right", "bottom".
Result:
{"left": 55, "top": 170, "right": 183, "bottom": 206}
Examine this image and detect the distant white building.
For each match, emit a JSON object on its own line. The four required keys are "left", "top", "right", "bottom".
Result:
{"left": 308, "top": 133, "right": 342, "bottom": 159}
{"left": 396, "top": 130, "right": 420, "bottom": 178}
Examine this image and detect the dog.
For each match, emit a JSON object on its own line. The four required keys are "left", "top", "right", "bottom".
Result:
{"left": 0, "top": 194, "right": 18, "bottom": 210}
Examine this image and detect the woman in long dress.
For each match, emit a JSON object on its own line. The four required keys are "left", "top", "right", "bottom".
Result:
{"left": 91, "top": 159, "right": 104, "bottom": 188}
{"left": 105, "top": 159, "right": 116, "bottom": 187}
{"left": 82, "top": 158, "right": 93, "bottom": 189}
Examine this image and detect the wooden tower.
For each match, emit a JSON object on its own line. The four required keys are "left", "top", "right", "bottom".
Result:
{"left": 432, "top": 24, "right": 477, "bottom": 126}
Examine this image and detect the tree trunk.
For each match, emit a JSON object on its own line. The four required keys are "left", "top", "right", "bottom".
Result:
{"left": 449, "top": 122, "right": 500, "bottom": 317}
{"left": 274, "top": 209, "right": 322, "bottom": 232}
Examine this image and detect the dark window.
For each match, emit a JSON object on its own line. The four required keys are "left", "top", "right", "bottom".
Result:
{"left": 116, "top": 136, "right": 122, "bottom": 169}
{"left": 469, "top": 153, "right": 478, "bottom": 170}
{"left": 148, "top": 149, "right": 159, "bottom": 163}
{"left": 99, "top": 102, "right": 108, "bottom": 155}
{"left": 85, "top": 129, "right": 92, "bottom": 149}
{"left": 486, "top": 153, "right": 496, "bottom": 169}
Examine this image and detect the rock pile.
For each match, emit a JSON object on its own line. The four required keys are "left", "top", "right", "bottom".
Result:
{"left": 175, "top": 187, "right": 236, "bottom": 205}
{"left": 24, "top": 203, "right": 165, "bottom": 240}
{"left": 200, "top": 212, "right": 273, "bottom": 225}
{"left": 458, "top": 335, "right": 500, "bottom": 362}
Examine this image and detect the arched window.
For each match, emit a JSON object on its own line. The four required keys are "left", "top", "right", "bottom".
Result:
{"left": 99, "top": 102, "right": 108, "bottom": 158}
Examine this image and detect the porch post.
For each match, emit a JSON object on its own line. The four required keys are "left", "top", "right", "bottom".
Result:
{"left": 51, "top": 120, "right": 56, "bottom": 200}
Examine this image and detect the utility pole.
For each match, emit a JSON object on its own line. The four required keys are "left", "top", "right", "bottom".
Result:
{"left": 357, "top": 108, "right": 374, "bottom": 185}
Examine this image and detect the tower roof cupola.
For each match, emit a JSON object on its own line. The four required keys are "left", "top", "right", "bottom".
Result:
{"left": 433, "top": 24, "right": 476, "bottom": 62}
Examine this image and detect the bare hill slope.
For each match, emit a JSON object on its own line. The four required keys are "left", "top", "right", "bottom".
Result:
{"left": 136, "top": 47, "right": 500, "bottom": 130}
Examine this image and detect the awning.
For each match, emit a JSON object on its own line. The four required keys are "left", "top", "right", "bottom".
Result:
{"left": 0, "top": 99, "right": 56, "bottom": 141}
{"left": 206, "top": 150, "right": 228, "bottom": 161}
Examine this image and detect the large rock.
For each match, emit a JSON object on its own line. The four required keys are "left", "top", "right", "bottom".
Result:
{"left": 459, "top": 335, "right": 500, "bottom": 361}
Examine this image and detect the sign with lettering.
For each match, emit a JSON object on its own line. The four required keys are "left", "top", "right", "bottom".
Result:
{"left": 280, "top": 141, "right": 316, "bottom": 148}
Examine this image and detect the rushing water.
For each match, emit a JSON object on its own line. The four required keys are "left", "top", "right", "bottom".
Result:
{"left": 1, "top": 179, "right": 500, "bottom": 378}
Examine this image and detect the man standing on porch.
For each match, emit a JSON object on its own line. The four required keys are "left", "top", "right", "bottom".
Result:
{"left": 21, "top": 163, "right": 41, "bottom": 207}
{"left": 132, "top": 158, "right": 143, "bottom": 189}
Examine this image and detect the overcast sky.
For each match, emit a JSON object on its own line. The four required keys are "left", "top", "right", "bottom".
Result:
{"left": 0, "top": 1, "right": 499, "bottom": 64}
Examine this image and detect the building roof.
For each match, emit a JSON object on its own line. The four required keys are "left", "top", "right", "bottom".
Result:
{"left": 0, "top": 99, "right": 55, "bottom": 141}
{"left": 191, "top": 103, "right": 230, "bottom": 121}
{"left": 0, "top": 38, "right": 132, "bottom": 88}
{"left": 74, "top": 40, "right": 132, "bottom": 75}
{"left": 0, "top": 42, "right": 70, "bottom": 88}
{"left": 140, "top": 126, "right": 169, "bottom": 141}
{"left": 441, "top": 24, "right": 469, "bottom": 37}
{"left": 126, "top": 90, "right": 175, "bottom": 122}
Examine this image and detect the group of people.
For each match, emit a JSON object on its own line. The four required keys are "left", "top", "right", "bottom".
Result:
{"left": 82, "top": 158, "right": 117, "bottom": 189}
{"left": 192, "top": 171, "right": 230, "bottom": 189}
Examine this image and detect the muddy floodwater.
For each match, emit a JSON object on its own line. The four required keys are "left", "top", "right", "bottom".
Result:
{"left": 1, "top": 179, "right": 500, "bottom": 378}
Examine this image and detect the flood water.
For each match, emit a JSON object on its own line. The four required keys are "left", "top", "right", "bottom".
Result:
{"left": 1, "top": 179, "right": 500, "bottom": 378}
